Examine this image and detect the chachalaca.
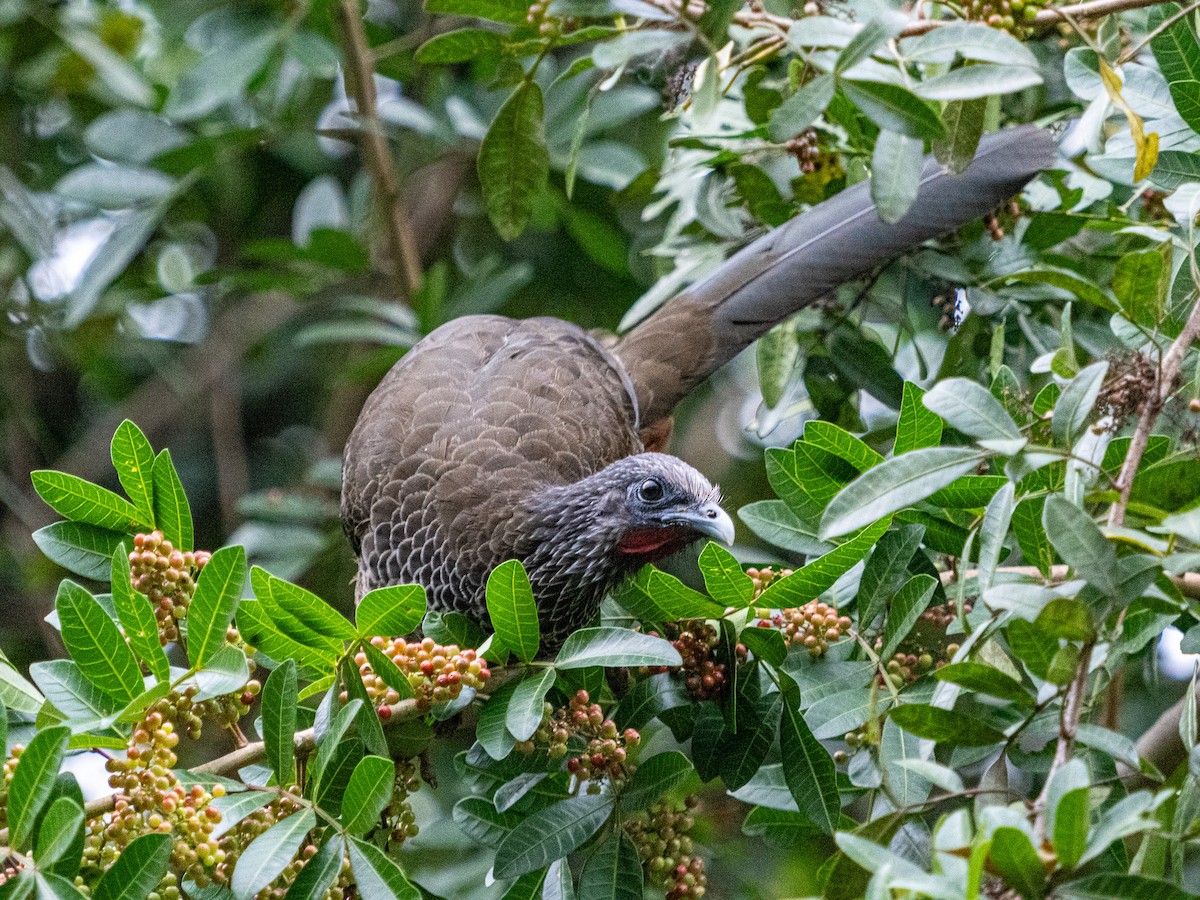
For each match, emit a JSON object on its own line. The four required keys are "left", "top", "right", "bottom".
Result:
{"left": 341, "top": 125, "right": 1056, "bottom": 647}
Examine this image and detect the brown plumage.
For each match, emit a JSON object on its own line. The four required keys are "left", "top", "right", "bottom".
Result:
{"left": 342, "top": 126, "right": 1056, "bottom": 647}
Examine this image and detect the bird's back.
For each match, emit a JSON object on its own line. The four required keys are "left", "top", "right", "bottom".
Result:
{"left": 341, "top": 314, "right": 641, "bottom": 618}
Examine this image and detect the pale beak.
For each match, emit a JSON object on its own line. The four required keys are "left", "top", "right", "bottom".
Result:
{"left": 664, "top": 502, "right": 736, "bottom": 545}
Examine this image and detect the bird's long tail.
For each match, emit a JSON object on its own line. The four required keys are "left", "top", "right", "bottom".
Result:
{"left": 614, "top": 125, "right": 1058, "bottom": 428}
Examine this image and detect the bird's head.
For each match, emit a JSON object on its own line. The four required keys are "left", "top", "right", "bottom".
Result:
{"left": 592, "top": 453, "right": 735, "bottom": 563}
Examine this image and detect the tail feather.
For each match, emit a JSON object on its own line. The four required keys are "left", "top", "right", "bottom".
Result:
{"left": 615, "top": 125, "right": 1058, "bottom": 427}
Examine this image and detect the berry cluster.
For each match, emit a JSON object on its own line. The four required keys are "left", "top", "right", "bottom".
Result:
{"left": 626, "top": 795, "right": 707, "bottom": 899}
{"left": 516, "top": 690, "right": 641, "bottom": 786}
{"left": 384, "top": 758, "right": 422, "bottom": 848}
{"left": 962, "top": 0, "right": 1044, "bottom": 36}
{"left": 129, "top": 530, "right": 211, "bottom": 644}
{"left": 349, "top": 636, "right": 490, "bottom": 711}
{"left": 785, "top": 129, "right": 821, "bottom": 174}
{"left": 644, "top": 623, "right": 744, "bottom": 701}
{"left": 745, "top": 566, "right": 794, "bottom": 600}
{"left": 931, "top": 292, "right": 963, "bottom": 332}
{"left": 761, "top": 600, "right": 853, "bottom": 658}
{"left": 210, "top": 795, "right": 313, "bottom": 897}
{"left": 835, "top": 727, "right": 875, "bottom": 763}
{"left": 1099, "top": 351, "right": 1156, "bottom": 425}
{"left": 983, "top": 200, "right": 1023, "bottom": 242}
{"left": 95, "top": 706, "right": 223, "bottom": 887}
{"left": 0, "top": 744, "right": 23, "bottom": 829}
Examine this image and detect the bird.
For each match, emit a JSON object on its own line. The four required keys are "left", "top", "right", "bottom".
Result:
{"left": 341, "top": 125, "right": 1057, "bottom": 648}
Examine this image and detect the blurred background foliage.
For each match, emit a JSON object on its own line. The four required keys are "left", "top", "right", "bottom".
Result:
{"left": 3, "top": 0, "right": 1200, "bottom": 894}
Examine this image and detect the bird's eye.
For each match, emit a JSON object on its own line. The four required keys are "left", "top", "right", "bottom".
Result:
{"left": 638, "top": 479, "right": 665, "bottom": 502}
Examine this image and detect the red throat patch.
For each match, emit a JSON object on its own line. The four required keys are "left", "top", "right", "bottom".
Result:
{"left": 617, "top": 527, "right": 685, "bottom": 556}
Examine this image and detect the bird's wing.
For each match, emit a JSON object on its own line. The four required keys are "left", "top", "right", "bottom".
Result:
{"left": 615, "top": 125, "right": 1058, "bottom": 427}
{"left": 341, "top": 315, "right": 640, "bottom": 609}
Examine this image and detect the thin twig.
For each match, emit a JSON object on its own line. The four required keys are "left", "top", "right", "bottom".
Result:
{"left": 1109, "top": 292, "right": 1200, "bottom": 528}
{"left": 335, "top": 0, "right": 422, "bottom": 302}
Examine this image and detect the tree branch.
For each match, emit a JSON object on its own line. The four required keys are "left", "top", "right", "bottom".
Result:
{"left": 335, "top": 0, "right": 422, "bottom": 302}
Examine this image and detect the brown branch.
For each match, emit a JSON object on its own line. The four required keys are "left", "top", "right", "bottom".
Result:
{"left": 1127, "top": 677, "right": 1200, "bottom": 786}
{"left": 334, "top": 0, "right": 422, "bottom": 302}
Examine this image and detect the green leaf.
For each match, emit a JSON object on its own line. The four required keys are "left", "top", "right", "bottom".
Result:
{"left": 506, "top": 668, "right": 557, "bottom": 742}
{"left": 492, "top": 794, "right": 614, "bottom": 879}
{"left": 879, "top": 574, "right": 938, "bottom": 661}
{"left": 756, "top": 321, "right": 802, "bottom": 407}
{"left": 923, "top": 377, "right": 1022, "bottom": 441}
{"left": 762, "top": 518, "right": 892, "bottom": 606}
{"left": 1150, "top": 149, "right": 1200, "bottom": 189}
{"left": 56, "top": 580, "right": 141, "bottom": 703}
{"left": 1013, "top": 498, "right": 1054, "bottom": 577}
{"left": 915, "top": 64, "right": 1042, "bottom": 100}
{"left": 453, "top": 796, "right": 522, "bottom": 847}
{"left": 7, "top": 725, "right": 70, "bottom": 851}
{"left": 739, "top": 627, "right": 787, "bottom": 667}
{"left": 934, "top": 662, "right": 1034, "bottom": 706}
{"left": 614, "top": 672, "right": 689, "bottom": 732}
{"left": 933, "top": 98, "right": 986, "bottom": 173}
{"left": 870, "top": 130, "right": 922, "bottom": 224}
{"left": 857, "top": 524, "right": 925, "bottom": 630}
{"left": 988, "top": 827, "right": 1045, "bottom": 900}
{"left": 267, "top": 574, "right": 354, "bottom": 641}
{"left": 998, "top": 269, "right": 1116, "bottom": 313}
{"left": 35, "top": 796, "right": 85, "bottom": 877}
{"left": 110, "top": 420, "right": 155, "bottom": 528}
{"left": 283, "top": 835, "right": 344, "bottom": 900}
{"left": 1051, "top": 362, "right": 1108, "bottom": 447}
{"left": 232, "top": 810, "right": 316, "bottom": 900}
{"left": 415, "top": 28, "right": 504, "bottom": 64}
{"left": 1007, "top": 618, "right": 1058, "bottom": 681}
{"left": 93, "top": 833, "right": 172, "bottom": 900}
{"left": 32, "top": 522, "right": 127, "bottom": 582}
{"left": 151, "top": 449, "right": 193, "bottom": 552}
{"left": 821, "top": 448, "right": 986, "bottom": 538}
{"left": 347, "top": 835, "right": 420, "bottom": 900}
{"left": 190, "top": 644, "right": 251, "bottom": 702}
{"left": 110, "top": 548, "right": 169, "bottom": 683}
{"left": 556, "top": 627, "right": 682, "bottom": 669}
{"left": 894, "top": 382, "right": 942, "bottom": 454}
{"left": 30, "top": 471, "right": 146, "bottom": 532}
{"left": 250, "top": 569, "right": 342, "bottom": 656}
{"left": 479, "top": 82, "right": 548, "bottom": 241}
{"left": 698, "top": 543, "right": 754, "bottom": 608}
{"left": 1056, "top": 874, "right": 1193, "bottom": 900}
{"left": 262, "top": 659, "right": 297, "bottom": 786}
{"left": 1113, "top": 250, "right": 1167, "bottom": 328}
{"left": 768, "top": 74, "right": 835, "bottom": 141}
{"left": 780, "top": 680, "right": 839, "bottom": 834}
{"left": 356, "top": 585, "right": 426, "bottom": 638}
{"left": 804, "top": 422, "right": 884, "bottom": 473}
{"left": 1054, "top": 787, "right": 1090, "bottom": 870}
{"left": 578, "top": 831, "right": 642, "bottom": 900}
{"left": 977, "top": 482, "right": 1015, "bottom": 594}
{"left": 1042, "top": 496, "right": 1118, "bottom": 598}
{"left": 341, "top": 756, "right": 396, "bottom": 836}
{"left": 738, "top": 500, "right": 828, "bottom": 556}
{"left": 835, "top": 18, "right": 892, "bottom": 74}
{"left": 901, "top": 21, "right": 1038, "bottom": 65}
{"left": 888, "top": 703, "right": 1005, "bottom": 746}
{"left": 0, "top": 652, "right": 45, "bottom": 715}
{"left": 621, "top": 751, "right": 694, "bottom": 813}
{"left": 613, "top": 567, "right": 726, "bottom": 623}
{"left": 502, "top": 868, "right": 550, "bottom": 900}
{"left": 425, "top": 0, "right": 529, "bottom": 24}
{"left": 1150, "top": 2, "right": 1200, "bottom": 133}
{"left": 839, "top": 80, "right": 944, "bottom": 139}
{"left": 236, "top": 600, "right": 338, "bottom": 679}
{"left": 486, "top": 560, "right": 540, "bottom": 663}
{"left": 339, "top": 657, "right": 387, "bottom": 758}
{"left": 188, "top": 545, "right": 246, "bottom": 668}
{"left": 30, "top": 659, "right": 118, "bottom": 729}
